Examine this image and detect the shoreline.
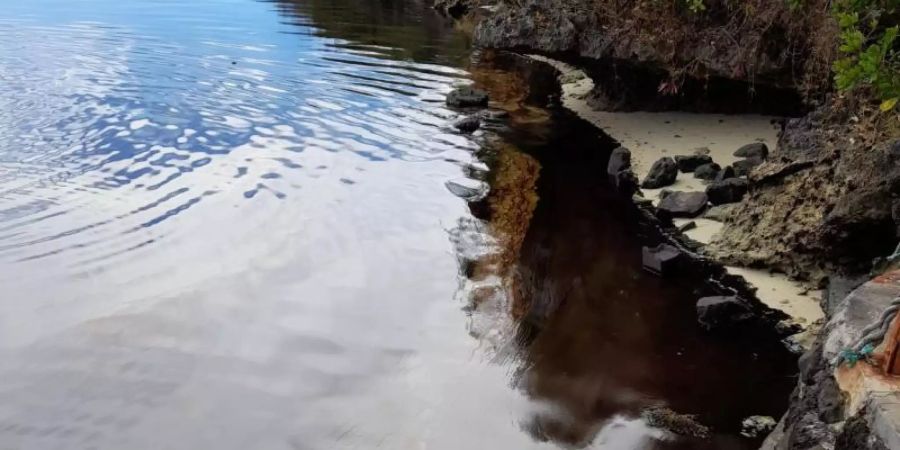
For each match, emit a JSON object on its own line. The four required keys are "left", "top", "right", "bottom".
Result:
{"left": 528, "top": 54, "right": 826, "bottom": 347}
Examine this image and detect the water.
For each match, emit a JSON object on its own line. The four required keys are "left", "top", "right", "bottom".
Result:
{"left": 0, "top": 0, "right": 795, "bottom": 449}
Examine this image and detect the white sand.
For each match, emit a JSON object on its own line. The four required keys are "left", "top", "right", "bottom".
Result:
{"left": 531, "top": 55, "right": 825, "bottom": 343}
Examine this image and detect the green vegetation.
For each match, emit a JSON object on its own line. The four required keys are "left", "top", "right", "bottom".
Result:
{"left": 678, "top": 0, "right": 898, "bottom": 111}
{"left": 832, "top": 0, "right": 899, "bottom": 111}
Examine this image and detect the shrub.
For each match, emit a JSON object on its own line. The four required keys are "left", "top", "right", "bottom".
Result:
{"left": 831, "top": 0, "right": 900, "bottom": 111}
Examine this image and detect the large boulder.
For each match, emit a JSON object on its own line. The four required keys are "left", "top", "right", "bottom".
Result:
{"left": 675, "top": 154, "right": 713, "bottom": 173}
{"left": 657, "top": 191, "right": 708, "bottom": 218}
{"left": 446, "top": 86, "right": 489, "bottom": 108}
{"left": 696, "top": 296, "right": 753, "bottom": 330}
{"left": 641, "top": 157, "right": 678, "bottom": 189}
{"left": 693, "top": 162, "right": 721, "bottom": 180}
{"left": 706, "top": 178, "right": 749, "bottom": 205}
{"left": 733, "top": 157, "right": 763, "bottom": 176}
{"left": 734, "top": 142, "right": 769, "bottom": 160}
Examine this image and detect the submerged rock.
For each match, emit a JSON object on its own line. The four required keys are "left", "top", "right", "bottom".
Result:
{"left": 741, "top": 415, "right": 777, "bottom": 438}
{"left": 642, "top": 243, "right": 681, "bottom": 275}
{"left": 733, "top": 157, "right": 763, "bottom": 176}
{"left": 642, "top": 406, "right": 711, "bottom": 439}
{"left": 694, "top": 162, "right": 722, "bottom": 180}
{"left": 696, "top": 296, "right": 753, "bottom": 330}
{"left": 453, "top": 115, "right": 481, "bottom": 133}
{"left": 706, "top": 178, "right": 749, "bottom": 205}
{"left": 641, "top": 157, "right": 677, "bottom": 189}
{"left": 446, "top": 86, "right": 489, "bottom": 108}
{"left": 675, "top": 154, "right": 713, "bottom": 173}
{"left": 657, "top": 191, "right": 708, "bottom": 218}
{"left": 734, "top": 142, "right": 769, "bottom": 160}
{"left": 693, "top": 146, "right": 712, "bottom": 156}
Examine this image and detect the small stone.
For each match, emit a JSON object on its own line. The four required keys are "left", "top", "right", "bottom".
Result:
{"left": 675, "top": 154, "right": 713, "bottom": 173}
{"left": 453, "top": 115, "right": 480, "bottom": 133}
{"left": 693, "top": 147, "right": 711, "bottom": 156}
{"left": 696, "top": 296, "right": 753, "bottom": 330}
{"left": 632, "top": 194, "right": 652, "bottom": 207}
{"left": 703, "top": 204, "right": 737, "bottom": 222}
{"left": 740, "top": 416, "right": 777, "bottom": 438}
{"left": 658, "top": 191, "right": 708, "bottom": 218}
{"left": 641, "top": 157, "right": 678, "bottom": 189}
{"left": 694, "top": 162, "right": 722, "bottom": 180}
{"left": 706, "top": 178, "right": 749, "bottom": 205}
{"left": 479, "top": 109, "right": 508, "bottom": 120}
{"left": 607, "top": 147, "right": 632, "bottom": 178}
{"left": 715, "top": 165, "right": 736, "bottom": 181}
{"left": 678, "top": 221, "right": 697, "bottom": 232}
{"left": 642, "top": 243, "right": 681, "bottom": 275}
{"left": 444, "top": 179, "right": 486, "bottom": 200}
{"left": 733, "top": 158, "right": 763, "bottom": 177}
{"left": 446, "top": 86, "right": 489, "bottom": 108}
{"left": 734, "top": 142, "right": 769, "bottom": 160}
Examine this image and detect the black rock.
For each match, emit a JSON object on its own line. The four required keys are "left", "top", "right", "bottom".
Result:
{"left": 641, "top": 157, "right": 678, "bottom": 189}
{"left": 657, "top": 191, "right": 708, "bottom": 218}
{"left": 607, "top": 147, "right": 632, "bottom": 178}
{"left": 715, "top": 165, "right": 736, "bottom": 181}
{"left": 446, "top": 86, "right": 489, "bottom": 108}
{"left": 694, "top": 163, "right": 721, "bottom": 180}
{"left": 696, "top": 296, "right": 753, "bottom": 330}
{"left": 642, "top": 243, "right": 681, "bottom": 275}
{"left": 612, "top": 169, "right": 639, "bottom": 194}
{"left": 675, "top": 154, "right": 713, "bottom": 173}
{"left": 733, "top": 157, "right": 763, "bottom": 176}
{"left": 734, "top": 142, "right": 769, "bottom": 160}
{"left": 706, "top": 178, "right": 749, "bottom": 205}
{"left": 453, "top": 115, "right": 480, "bottom": 133}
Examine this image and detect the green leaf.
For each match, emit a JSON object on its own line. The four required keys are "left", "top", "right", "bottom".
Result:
{"left": 880, "top": 97, "right": 899, "bottom": 111}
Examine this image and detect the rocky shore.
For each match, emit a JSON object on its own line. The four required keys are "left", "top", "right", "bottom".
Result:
{"left": 434, "top": 0, "right": 900, "bottom": 448}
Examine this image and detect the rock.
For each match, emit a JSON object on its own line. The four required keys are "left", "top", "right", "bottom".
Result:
{"left": 703, "top": 204, "right": 737, "bottom": 222}
{"left": 715, "top": 165, "right": 736, "bottom": 181}
{"left": 750, "top": 160, "right": 815, "bottom": 185}
{"left": 741, "top": 416, "right": 777, "bottom": 438}
{"left": 696, "top": 296, "right": 753, "bottom": 330}
{"left": 433, "top": 0, "right": 471, "bottom": 18}
{"left": 632, "top": 194, "right": 652, "bottom": 207}
{"left": 642, "top": 407, "right": 710, "bottom": 439}
{"left": 817, "top": 376, "right": 844, "bottom": 423}
{"left": 787, "top": 413, "right": 834, "bottom": 450}
{"left": 612, "top": 169, "right": 639, "bottom": 194}
{"left": 479, "top": 109, "right": 509, "bottom": 120}
{"left": 444, "top": 179, "right": 487, "bottom": 200}
{"left": 675, "top": 154, "right": 713, "bottom": 173}
{"left": 607, "top": 146, "right": 632, "bottom": 178}
{"left": 446, "top": 86, "right": 489, "bottom": 108}
{"left": 678, "top": 221, "right": 697, "bottom": 232}
{"left": 706, "top": 178, "right": 749, "bottom": 205}
{"left": 453, "top": 115, "right": 480, "bottom": 133}
{"left": 693, "top": 147, "right": 711, "bottom": 156}
{"left": 694, "top": 162, "right": 722, "bottom": 180}
{"left": 734, "top": 142, "right": 769, "bottom": 160}
{"left": 641, "top": 157, "right": 678, "bottom": 189}
{"left": 733, "top": 157, "right": 763, "bottom": 176}
{"left": 642, "top": 243, "right": 681, "bottom": 275}
{"left": 657, "top": 191, "right": 708, "bottom": 218}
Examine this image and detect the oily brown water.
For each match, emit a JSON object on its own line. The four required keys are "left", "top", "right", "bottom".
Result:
{"left": 0, "top": 0, "right": 795, "bottom": 448}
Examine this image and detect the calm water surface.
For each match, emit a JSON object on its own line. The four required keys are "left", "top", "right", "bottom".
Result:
{"left": 0, "top": 0, "right": 794, "bottom": 449}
